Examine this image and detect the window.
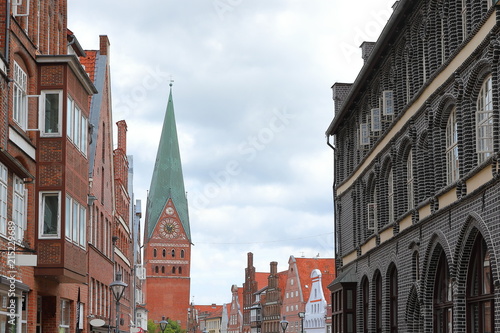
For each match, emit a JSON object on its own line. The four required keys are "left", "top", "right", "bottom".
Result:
{"left": 446, "top": 108, "right": 459, "bottom": 184}
{"left": 153, "top": 249, "right": 157, "bottom": 257}
{"left": 172, "top": 249, "right": 176, "bottom": 257}
{"left": 406, "top": 149, "right": 414, "bottom": 210}
{"left": 162, "top": 249, "right": 166, "bottom": 257}
{"left": 390, "top": 267, "right": 398, "bottom": 333}
{"left": 40, "top": 192, "right": 60, "bottom": 238}
{"left": 13, "top": 62, "right": 28, "bottom": 130}
{"left": 388, "top": 167, "right": 394, "bottom": 223}
{"left": 383, "top": 90, "right": 394, "bottom": 115}
{"left": 413, "top": 251, "right": 420, "bottom": 282}
{"left": 0, "top": 293, "right": 27, "bottom": 333}
{"left": 375, "top": 272, "right": 382, "bottom": 333}
{"left": 181, "top": 249, "right": 185, "bottom": 258}
{"left": 362, "top": 278, "right": 369, "bottom": 333}
{"left": 65, "top": 196, "right": 86, "bottom": 247}
{"left": 67, "top": 96, "right": 88, "bottom": 156}
{"left": 40, "top": 90, "right": 62, "bottom": 136}
{"left": 359, "top": 123, "right": 370, "bottom": 146}
{"left": 467, "top": 234, "right": 494, "bottom": 333}
{"left": 476, "top": 76, "right": 493, "bottom": 164}
{"left": 60, "top": 299, "right": 70, "bottom": 333}
{"left": 371, "top": 108, "right": 381, "bottom": 132}
{"left": 0, "top": 164, "right": 7, "bottom": 235}
{"left": 434, "top": 251, "right": 452, "bottom": 333}
{"left": 13, "top": 176, "right": 26, "bottom": 243}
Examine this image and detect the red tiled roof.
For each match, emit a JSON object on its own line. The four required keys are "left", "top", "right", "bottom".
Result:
{"left": 79, "top": 50, "right": 97, "bottom": 83}
{"left": 255, "top": 272, "right": 268, "bottom": 290}
{"left": 295, "top": 258, "right": 335, "bottom": 302}
{"left": 277, "top": 271, "right": 288, "bottom": 299}
{"left": 195, "top": 304, "right": 223, "bottom": 317}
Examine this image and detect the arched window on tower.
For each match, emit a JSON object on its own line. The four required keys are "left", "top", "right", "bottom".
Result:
{"left": 153, "top": 249, "right": 157, "bottom": 257}
{"left": 172, "top": 266, "right": 176, "bottom": 274}
{"left": 172, "top": 249, "right": 176, "bottom": 257}
{"left": 181, "top": 250, "right": 185, "bottom": 258}
{"left": 162, "top": 249, "right": 166, "bottom": 257}
{"left": 161, "top": 266, "right": 165, "bottom": 274}
{"left": 179, "top": 266, "right": 182, "bottom": 274}
{"left": 467, "top": 234, "right": 494, "bottom": 332}
{"left": 155, "top": 266, "right": 158, "bottom": 274}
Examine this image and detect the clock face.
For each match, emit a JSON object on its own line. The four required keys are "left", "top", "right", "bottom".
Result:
{"left": 160, "top": 218, "right": 180, "bottom": 239}
{"left": 165, "top": 207, "right": 174, "bottom": 215}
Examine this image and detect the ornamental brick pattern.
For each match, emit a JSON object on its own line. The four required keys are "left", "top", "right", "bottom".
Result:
{"left": 327, "top": 0, "right": 500, "bottom": 332}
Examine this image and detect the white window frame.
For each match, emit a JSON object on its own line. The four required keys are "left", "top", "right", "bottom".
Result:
{"left": 371, "top": 108, "right": 381, "bottom": 132}
{"left": 65, "top": 195, "right": 86, "bottom": 248}
{"left": 446, "top": 108, "right": 460, "bottom": 184}
{"left": 359, "top": 123, "right": 370, "bottom": 146}
{"left": 0, "top": 292, "right": 26, "bottom": 333}
{"left": 406, "top": 149, "right": 414, "bottom": 210}
{"left": 40, "top": 90, "right": 63, "bottom": 136}
{"left": 476, "top": 75, "right": 493, "bottom": 164}
{"left": 0, "top": 163, "right": 7, "bottom": 235}
{"left": 67, "top": 95, "right": 88, "bottom": 156}
{"left": 60, "top": 299, "right": 70, "bottom": 333}
{"left": 39, "top": 191, "right": 61, "bottom": 238}
{"left": 65, "top": 196, "right": 72, "bottom": 240}
{"left": 13, "top": 61, "right": 28, "bottom": 130}
{"left": 383, "top": 90, "right": 394, "bottom": 116}
{"left": 12, "top": 176, "right": 26, "bottom": 243}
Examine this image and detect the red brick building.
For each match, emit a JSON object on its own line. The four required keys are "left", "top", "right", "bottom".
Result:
{"left": 143, "top": 85, "right": 191, "bottom": 327}
{"left": 242, "top": 252, "right": 268, "bottom": 333}
{"left": 227, "top": 285, "right": 243, "bottom": 333}
{"left": 0, "top": 2, "right": 134, "bottom": 332}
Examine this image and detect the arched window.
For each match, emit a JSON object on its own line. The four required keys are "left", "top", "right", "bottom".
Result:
{"left": 476, "top": 75, "right": 493, "bottom": 164}
{"left": 162, "top": 249, "right": 166, "bottom": 257}
{"left": 155, "top": 266, "right": 158, "bottom": 274}
{"left": 172, "top": 266, "right": 176, "bottom": 274}
{"left": 434, "top": 251, "right": 452, "bottom": 333}
{"left": 446, "top": 107, "right": 459, "bottom": 184}
{"left": 390, "top": 266, "right": 398, "bottom": 333}
{"left": 179, "top": 266, "right": 182, "bottom": 274}
{"left": 181, "top": 250, "right": 185, "bottom": 258}
{"left": 406, "top": 148, "right": 414, "bottom": 210}
{"left": 375, "top": 271, "right": 382, "bottom": 333}
{"left": 172, "top": 249, "right": 176, "bottom": 257}
{"left": 161, "top": 266, "right": 165, "bottom": 274}
{"left": 467, "top": 234, "right": 494, "bottom": 332}
{"left": 362, "top": 277, "right": 369, "bottom": 333}
{"left": 153, "top": 249, "right": 157, "bottom": 257}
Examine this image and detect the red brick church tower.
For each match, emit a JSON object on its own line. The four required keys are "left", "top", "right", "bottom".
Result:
{"left": 144, "top": 83, "right": 192, "bottom": 327}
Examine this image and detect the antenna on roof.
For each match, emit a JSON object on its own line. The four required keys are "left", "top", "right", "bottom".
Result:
{"left": 170, "top": 76, "right": 174, "bottom": 87}
{"left": 300, "top": 252, "right": 305, "bottom": 257}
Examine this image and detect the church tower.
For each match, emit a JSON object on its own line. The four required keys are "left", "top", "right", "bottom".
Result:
{"left": 144, "top": 83, "right": 191, "bottom": 327}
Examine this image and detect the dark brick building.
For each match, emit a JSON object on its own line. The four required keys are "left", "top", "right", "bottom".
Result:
{"left": 327, "top": 0, "right": 500, "bottom": 332}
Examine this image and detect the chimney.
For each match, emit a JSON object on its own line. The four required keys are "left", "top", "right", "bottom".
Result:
{"left": 247, "top": 252, "right": 253, "bottom": 267}
{"left": 270, "top": 261, "right": 277, "bottom": 275}
{"left": 99, "top": 35, "right": 110, "bottom": 56}
{"left": 116, "top": 120, "right": 127, "bottom": 152}
{"left": 331, "top": 82, "right": 353, "bottom": 115}
{"left": 360, "top": 41, "right": 376, "bottom": 64}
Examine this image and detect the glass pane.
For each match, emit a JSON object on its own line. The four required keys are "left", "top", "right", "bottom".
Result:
{"left": 483, "top": 249, "right": 491, "bottom": 294}
{"left": 44, "top": 93, "right": 59, "bottom": 133}
{"left": 43, "top": 194, "right": 58, "bottom": 235}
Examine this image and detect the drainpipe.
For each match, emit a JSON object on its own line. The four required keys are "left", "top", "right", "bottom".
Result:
{"left": 4, "top": 0, "right": 11, "bottom": 64}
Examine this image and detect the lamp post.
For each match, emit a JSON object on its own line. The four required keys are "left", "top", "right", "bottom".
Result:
{"left": 298, "top": 312, "right": 305, "bottom": 333}
{"left": 160, "top": 318, "right": 169, "bottom": 333}
{"left": 280, "top": 316, "right": 289, "bottom": 333}
{"left": 110, "top": 272, "right": 128, "bottom": 333}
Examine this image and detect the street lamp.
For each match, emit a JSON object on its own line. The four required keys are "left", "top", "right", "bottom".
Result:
{"left": 160, "top": 318, "right": 169, "bottom": 333}
{"left": 110, "top": 272, "right": 128, "bottom": 333}
{"left": 298, "top": 312, "right": 305, "bottom": 333}
{"left": 280, "top": 316, "right": 289, "bottom": 333}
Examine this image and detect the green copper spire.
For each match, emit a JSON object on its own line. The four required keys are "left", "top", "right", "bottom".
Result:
{"left": 146, "top": 83, "right": 191, "bottom": 241}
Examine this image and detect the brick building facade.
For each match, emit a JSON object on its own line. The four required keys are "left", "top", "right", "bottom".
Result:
{"left": 327, "top": 0, "right": 500, "bottom": 332}
{"left": 0, "top": 2, "right": 135, "bottom": 332}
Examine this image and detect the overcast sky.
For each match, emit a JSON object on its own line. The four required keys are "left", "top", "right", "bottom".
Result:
{"left": 69, "top": 0, "right": 394, "bottom": 305}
